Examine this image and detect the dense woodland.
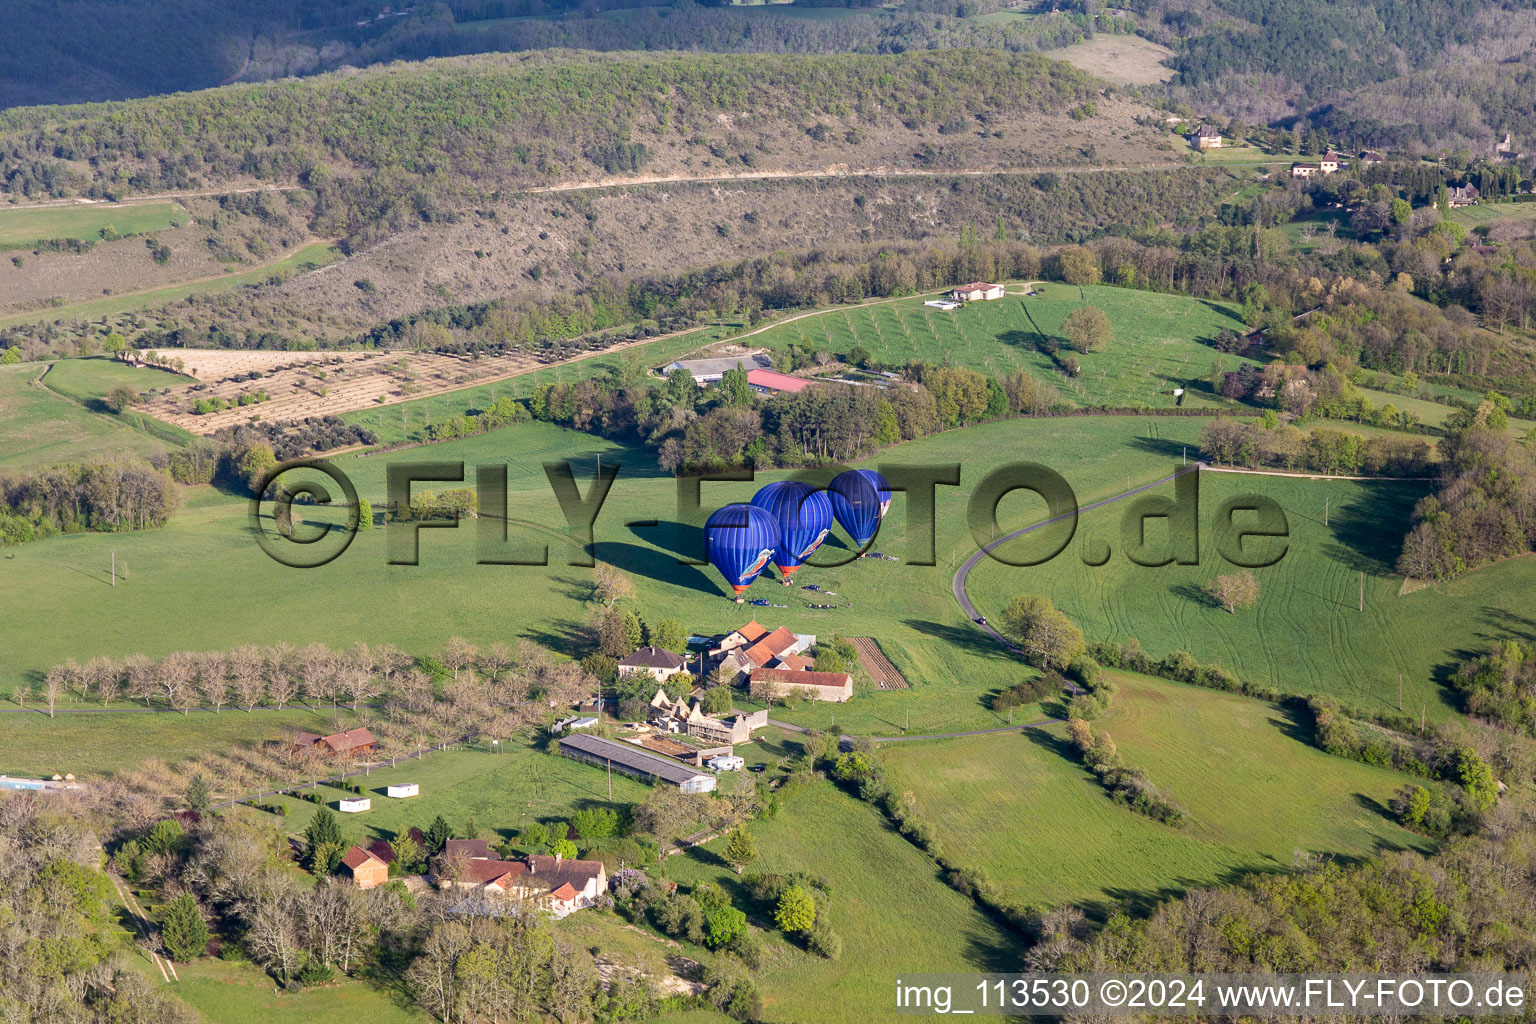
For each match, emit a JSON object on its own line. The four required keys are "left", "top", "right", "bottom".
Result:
{"left": 0, "top": 463, "right": 177, "bottom": 546}
{"left": 0, "top": 49, "right": 1100, "bottom": 210}
{"left": 1043, "top": 816, "right": 1536, "bottom": 980}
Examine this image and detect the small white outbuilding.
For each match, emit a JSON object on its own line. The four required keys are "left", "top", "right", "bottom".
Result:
{"left": 386, "top": 783, "right": 419, "bottom": 798}
{"left": 338, "top": 797, "right": 371, "bottom": 813}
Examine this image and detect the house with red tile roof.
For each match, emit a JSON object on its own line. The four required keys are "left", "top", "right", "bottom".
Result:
{"left": 340, "top": 845, "right": 389, "bottom": 888}
{"left": 439, "top": 852, "right": 608, "bottom": 918}
{"left": 950, "top": 282, "right": 1005, "bottom": 302}
{"left": 293, "top": 727, "right": 378, "bottom": 757}
{"left": 749, "top": 667, "right": 854, "bottom": 703}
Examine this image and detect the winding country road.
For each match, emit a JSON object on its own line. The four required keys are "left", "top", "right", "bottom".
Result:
{"left": 950, "top": 461, "right": 1208, "bottom": 647}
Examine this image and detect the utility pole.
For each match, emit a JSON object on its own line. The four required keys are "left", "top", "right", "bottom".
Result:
{"left": 905, "top": 708, "right": 909, "bottom": 732}
{"left": 1398, "top": 673, "right": 1403, "bottom": 711}
{"left": 1421, "top": 701, "right": 1426, "bottom": 734}
{"left": 111, "top": 551, "right": 115, "bottom": 587}
{"left": 1359, "top": 572, "right": 1364, "bottom": 612}
{"left": 607, "top": 758, "right": 612, "bottom": 800}
{"left": 1324, "top": 497, "right": 1329, "bottom": 526}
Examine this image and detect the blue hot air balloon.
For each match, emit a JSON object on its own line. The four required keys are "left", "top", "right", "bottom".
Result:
{"left": 751, "top": 481, "right": 833, "bottom": 582}
{"left": 705, "top": 504, "right": 781, "bottom": 598}
{"left": 829, "top": 469, "right": 892, "bottom": 549}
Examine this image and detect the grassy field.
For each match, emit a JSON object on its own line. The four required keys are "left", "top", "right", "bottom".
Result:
{"left": 244, "top": 739, "right": 659, "bottom": 848}
{"left": 0, "top": 241, "right": 339, "bottom": 327}
{"left": 0, "top": 706, "right": 362, "bottom": 778}
{"left": 147, "top": 958, "right": 430, "bottom": 1024}
{"left": 0, "top": 360, "right": 186, "bottom": 472}
{"left": 880, "top": 672, "right": 1433, "bottom": 914}
{"left": 42, "top": 356, "right": 191, "bottom": 404}
{"left": 742, "top": 283, "right": 1256, "bottom": 410}
{"left": 960, "top": 468, "right": 1517, "bottom": 720}
{"left": 0, "top": 203, "right": 182, "bottom": 249}
{"left": 665, "top": 779, "right": 1024, "bottom": 1023}
{"left": 0, "top": 411, "right": 1521, "bottom": 735}
{"left": 1449, "top": 200, "right": 1536, "bottom": 228}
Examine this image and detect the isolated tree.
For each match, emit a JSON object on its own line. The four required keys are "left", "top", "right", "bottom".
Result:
{"left": 196, "top": 652, "right": 230, "bottom": 713}
{"left": 593, "top": 564, "right": 635, "bottom": 607}
{"left": 1203, "top": 570, "right": 1260, "bottom": 613}
{"left": 89, "top": 657, "right": 122, "bottom": 706}
{"left": 551, "top": 837, "right": 579, "bottom": 860}
{"left": 1000, "top": 595, "right": 1085, "bottom": 669}
{"left": 158, "top": 652, "right": 197, "bottom": 714}
{"left": 622, "top": 610, "right": 645, "bottom": 651}
{"left": 775, "top": 886, "right": 817, "bottom": 934}
{"left": 341, "top": 644, "right": 379, "bottom": 710}
{"left": 295, "top": 643, "right": 337, "bottom": 706}
{"left": 119, "top": 655, "right": 152, "bottom": 705}
{"left": 480, "top": 641, "right": 513, "bottom": 682}
{"left": 104, "top": 385, "right": 139, "bottom": 413}
{"left": 572, "top": 808, "right": 619, "bottom": 842}
{"left": 724, "top": 827, "right": 758, "bottom": 874}
{"left": 718, "top": 365, "right": 754, "bottom": 407}
{"left": 596, "top": 608, "right": 634, "bottom": 657}
{"left": 42, "top": 665, "right": 67, "bottom": 718}
{"left": 234, "top": 441, "right": 277, "bottom": 495}
{"left": 160, "top": 893, "right": 209, "bottom": 962}
{"left": 1063, "top": 305, "right": 1112, "bottom": 353}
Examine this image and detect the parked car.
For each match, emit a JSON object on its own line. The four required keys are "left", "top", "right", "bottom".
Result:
{"left": 749, "top": 763, "right": 767, "bottom": 773}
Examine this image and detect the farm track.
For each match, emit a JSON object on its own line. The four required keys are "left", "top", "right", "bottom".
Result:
{"left": 1, "top": 158, "right": 1289, "bottom": 214}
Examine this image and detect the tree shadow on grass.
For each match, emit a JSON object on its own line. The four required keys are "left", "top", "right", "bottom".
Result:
{"left": 1126, "top": 435, "right": 1195, "bottom": 461}
{"left": 1265, "top": 703, "right": 1315, "bottom": 747}
{"left": 520, "top": 618, "right": 592, "bottom": 658}
{"left": 1172, "top": 581, "right": 1217, "bottom": 610}
{"left": 902, "top": 618, "right": 1017, "bottom": 663}
{"left": 1198, "top": 299, "right": 1247, "bottom": 326}
{"left": 1327, "top": 480, "right": 1426, "bottom": 572}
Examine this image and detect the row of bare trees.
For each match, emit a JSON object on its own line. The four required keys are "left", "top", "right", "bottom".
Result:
{"left": 28, "top": 636, "right": 596, "bottom": 720}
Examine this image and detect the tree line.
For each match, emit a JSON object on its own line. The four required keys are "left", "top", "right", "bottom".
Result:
{"left": 0, "top": 461, "right": 177, "bottom": 547}
{"left": 1397, "top": 415, "right": 1536, "bottom": 581}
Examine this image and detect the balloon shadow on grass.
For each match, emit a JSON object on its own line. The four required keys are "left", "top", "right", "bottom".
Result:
{"left": 595, "top": 538, "right": 721, "bottom": 598}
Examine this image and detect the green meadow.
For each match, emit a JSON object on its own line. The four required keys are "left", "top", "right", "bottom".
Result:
{"left": 880, "top": 672, "right": 1433, "bottom": 914}
{"left": 241, "top": 740, "right": 659, "bottom": 846}
{"left": 0, "top": 359, "right": 186, "bottom": 472}
{"left": 961, "top": 468, "right": 1499, "bottom": 721}
{"left": 0, "top": 415, "right": 1216, "bottom": 738}
{"left": 0, "top": 202, "right": 182, "bottom": 249}
{"left": 741, "top": 283, "right": 1257, "bottom": 409}
{"left": 0, "top": 411, "right": 1519, "bottom": 737}
{"left": 0, "top": 706, "right": 360, "bottom": 778}
{"left": 665, "top": 779, "right": 1025, "bottom": 1024}
{"left": 143, "top": 958, "right": 430, "bottom": 1024}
